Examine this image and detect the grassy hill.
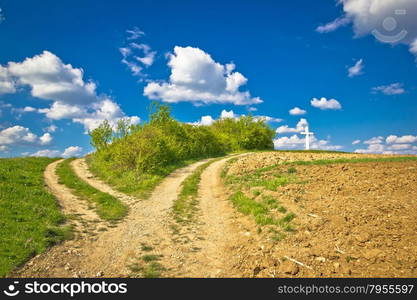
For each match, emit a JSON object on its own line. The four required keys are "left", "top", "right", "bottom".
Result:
{"left": 0, "top": 157, "right": 71, "bottom": 277}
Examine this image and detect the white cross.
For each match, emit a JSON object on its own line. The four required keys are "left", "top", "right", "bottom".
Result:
{"left": 301, "top": 126, "right": 314, "bottom": 150}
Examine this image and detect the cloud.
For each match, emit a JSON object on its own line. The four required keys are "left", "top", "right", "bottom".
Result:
{"left": 410, "top": 38, "right": 417, "bottom": 56}
{"left": 8, "top": 51, "right": 97, "bottom": 105}
{"left": 0, "top": 145, "right": 7, "bottom": 152}
{"left": 119, "top": 28, "right": 156, "bottom": 77}
{"left": 352, "top": 139, "right": 361, "bottom": 145}
{"left": 0, "top": 65, "right": 15, "bottom": 94}
{"left": 192, "top": 115, "right": 215, "bottom": 126}
{"left": 364, "top": 136, "right": 384, "bottom": 144}
{"left": 355, "top": 133, "right": 417, "bottom": 154}
{"left": 388, "top": 143, "right": 411, "bottom": 150}
{"left": 38, "top": 101, "right": 85, "bottom": 120}
{"left": 276, "top": 118, "right": 308, "bottom": 134}
{"left": 348, "top": 59, "right": 364, "bottom": 77}
{"left": 289, "top": 107, "right": 306, "bottom": 115}
{"left": 274, "top": 134, "right": 342, "bottom": 150}
{"left": 320, "top": 0, "right": 417, "bottom": 57}
{"left": 3, "top": 51, "right": 139, "bottom": 132}
{"left": 30, "top": 145, "right": 83, "bottom": 158}
{"left": 355, "top": 143, "right": 385, "bottom": 154}
{"left": 253, "top": 116, "right": 283, "bottom": 123}
{"left": 30, "top": 149, "right": 61, "bottom": 157}
{"left": 73, "top": 99, "right": 140, "bottom": 132}
{"left": 126, "top": 27, "right": 144, "bottom": 40}
{"left": 371, "top": 83, "right": 405, "bottom": 95}
{"left": 143, "top": 46, "right": 262, "bottom": 105}
{"left": 23, "top": 106, "right": 36, "bottom": 112}
{"left": 39, "top": 133, "right": 52, "bottom": 145}
{"left": 220, "top": 109, "right": 236, "bottom": 119}
{"left": 44, "top": 125, "right": 57, "bottom": 133}
{"left": 191, "top": 110, "right": 281, "bottom": 126}
{"left": 316, "top": 15, "right": 351, "bottom": 33}
{"left": 0, "top": 125, "right": 52, "bottom": 146}
{"left": 311, "top": 97, "right": 342, "bottom": 110}
{"left": 62, "top": 146, "right": 83, "bottom": 158}
{"left": 386, "top": 134, "right": 417, "bottom": 144}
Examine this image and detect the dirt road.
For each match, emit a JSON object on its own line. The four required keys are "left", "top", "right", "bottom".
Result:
{"left": 162, "top": 157, "right": 253, "bottom": 277}
{"left": 14, "top": 158, "right": 210, "bottom": 277}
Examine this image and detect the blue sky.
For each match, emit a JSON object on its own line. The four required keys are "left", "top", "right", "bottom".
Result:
{"left": 1, "top": 0, "right": 417, "bottom": 157}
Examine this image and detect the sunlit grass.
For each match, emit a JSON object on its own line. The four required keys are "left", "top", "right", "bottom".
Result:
{"left": 0, "top": 157, "right": 72, "bottom": 277}
{"left": 56, "top": 159, "right": 128, "bottom": 221}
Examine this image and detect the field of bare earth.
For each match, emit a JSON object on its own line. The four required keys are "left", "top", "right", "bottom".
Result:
{"left": 220, "top": 151, "right": 417, "bottom": 277}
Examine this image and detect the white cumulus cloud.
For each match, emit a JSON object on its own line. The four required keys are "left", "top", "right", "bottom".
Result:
{"left": 276, "top": 118, "right": 308, "bottom": 134}
{"left": 386, "top": 134, "right": 417, "bottom": 144}
{"left": 30, "top": 149, "right": 61, "bottom": 157}
{"left": 311, "top": 97, "right": 342, "bottom": 110}
{"left": 8, "top": 51, "right": 97, "bottom": 105}
{"left": 319, "top": 0, "right": 417, "bottom": 58}
{"left": 39, "top": 133, "right": 52, "bottom": 145}
{"left": 0, "top": 125, "right": 52, "bottom": 146}
{"left": 2, "top": 51, "right": 139, "bottom": 132}
{"left": 274, "top": 134, "right": 342, "bottom": 151}
{"left": 191, "top": 110, "right": 281, "bottom": 126}
{"left": 355, "top": 133, "right": 417, "bottom": 154}
{"left": 62, "top": 146, "right": 83, "bottom": 158}
{"left": 143, "top": 46, "right": 262, "bottom": 106}
{"left": 289, "top": 107, "right": 306, "bottom": 116}
{"left": 364, "top": 136, "right": 384, "bottom": 144}
{"left": 0, "top": 65, "right": 15, "bottom": 94}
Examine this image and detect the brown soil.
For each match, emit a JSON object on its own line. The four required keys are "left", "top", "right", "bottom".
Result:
{"left": 227, "top": 151, "right": 393, "bottom": 176}
{"left": 222, "top": 154, "right": 417, "bottom": 277}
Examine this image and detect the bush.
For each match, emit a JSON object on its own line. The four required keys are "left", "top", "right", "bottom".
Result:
{"left": 87, "top": 103, "right": 275, "bottom": 197}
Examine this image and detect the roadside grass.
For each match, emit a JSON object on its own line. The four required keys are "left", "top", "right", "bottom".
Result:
{"left": 220, "top": 157, "right": 238, "bottom": 178}
{"left": 224, "top": 169, "right": 299, "bottom": 191}
{"left": 173, "top": 158, "right": 220, "bottom": 223}
{"left": 56, "top": 159, "right": 128, "bottom": 221}
{"left": 87, "top": 156, "right": 218, "bottom": 199}
{"left": 140, "top": 244, "right": 153, "bottom": 252}
{"left": 142, "top": 262, "right": 166, "bottom": 278}
{"left": 142, "top": 254, "right": 162, "bottom": 262}
{"left": 128, "top": 255, "right": 165, "bottom": 278}
{"left": 222, "top": 158, "right": 302, "bottom": 240}
{"left": 0, "top": 157, "right": 73, "bottom": 277}
{"left": 229, "top": 191, "right": 295, "bottom": 232}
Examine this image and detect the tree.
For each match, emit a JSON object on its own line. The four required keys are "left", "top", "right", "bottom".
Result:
{"left": 89, "top": 120, "right": 113, "bottom": 151}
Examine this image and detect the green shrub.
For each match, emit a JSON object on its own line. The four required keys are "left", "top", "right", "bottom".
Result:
{"left": 87, "top": 103, "right": 275, "bottom": 197}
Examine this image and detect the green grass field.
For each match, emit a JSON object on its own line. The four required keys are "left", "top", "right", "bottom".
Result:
{"left": 56, "top": 159, "right": 128, "bottom": 221}
{"left": 0, "top": 157, "right": 72, "bottom": 277}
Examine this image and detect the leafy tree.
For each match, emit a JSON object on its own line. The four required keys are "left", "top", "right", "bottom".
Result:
{"left": 89, "top": 120, "right": 113, "bottom": 151}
